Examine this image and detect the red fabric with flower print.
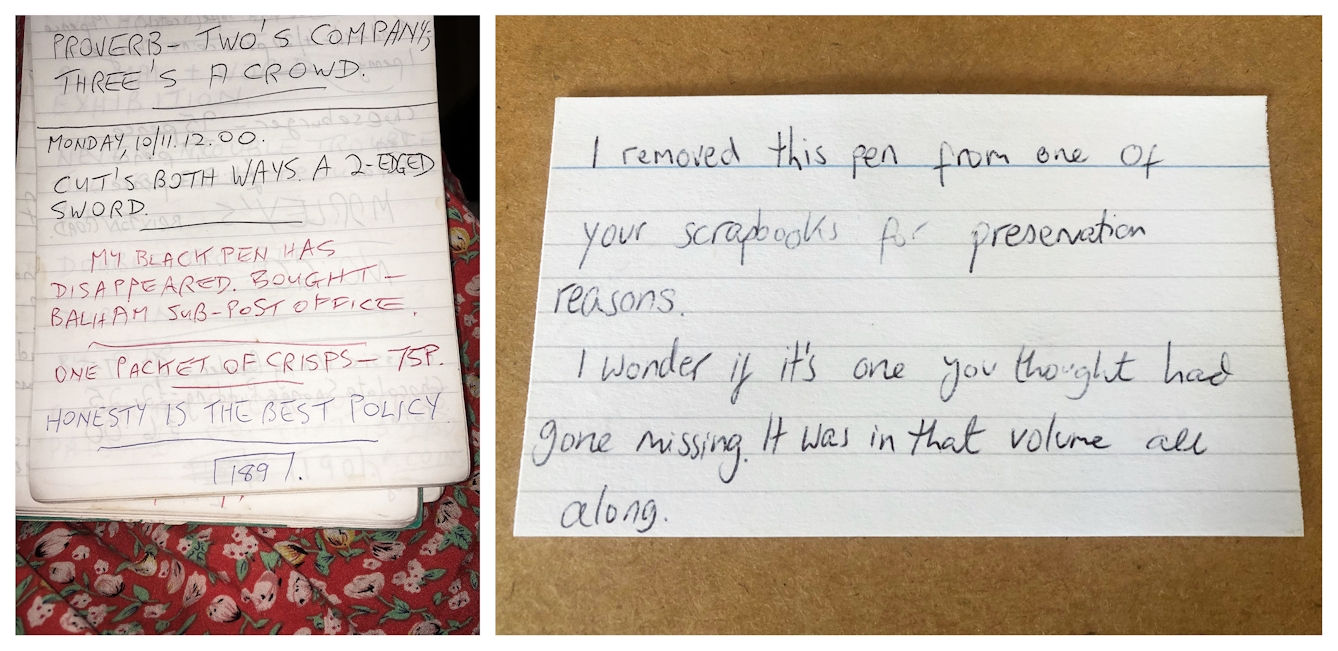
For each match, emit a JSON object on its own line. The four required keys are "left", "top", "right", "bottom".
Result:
{"left": 15, "top": 194, "right": 484, "bottom": 634}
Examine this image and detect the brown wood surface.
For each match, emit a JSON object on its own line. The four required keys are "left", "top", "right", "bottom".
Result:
{"left": 496, "top": 16, "right": 1321, "bottom": 635}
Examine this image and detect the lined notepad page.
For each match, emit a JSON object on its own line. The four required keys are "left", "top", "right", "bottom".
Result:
{"left": 27, "top": 16, "right": 468, "bottom": 502}
{"left": 514, "top": 95, "right": 1301, "bottom": 537}
{"left": 18, "top": 41, "right": 424, "bottom": 527}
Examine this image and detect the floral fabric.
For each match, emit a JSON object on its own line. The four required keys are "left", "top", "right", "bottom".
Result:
{"left": 15, "top": 190, "right": 483, "bottom": 635}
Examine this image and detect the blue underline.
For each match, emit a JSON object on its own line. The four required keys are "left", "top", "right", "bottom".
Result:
{"left": 554, "top": 164, "right": 1268, "bottom": 170}
{"left": 98, "top": 437, "right": 379, "bottom": 451}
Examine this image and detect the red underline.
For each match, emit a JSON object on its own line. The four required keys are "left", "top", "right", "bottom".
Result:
{"left": 170, "top": 380, "right": 306, "bottom": 390}
{"left": 89, "top": 339, "right": 368, "bottom": 350}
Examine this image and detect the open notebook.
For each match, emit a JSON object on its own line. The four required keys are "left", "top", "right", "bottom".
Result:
{"left": 18, "top": 16, "right": 467, "bottom": 528}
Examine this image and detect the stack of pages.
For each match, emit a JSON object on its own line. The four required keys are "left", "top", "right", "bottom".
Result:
{"left": 17, "top": 15, "right": 468, "bottom": 528}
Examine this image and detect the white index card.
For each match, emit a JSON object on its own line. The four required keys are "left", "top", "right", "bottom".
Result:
{"left": 514, "top": 95, "right": 1301, "bottom": 537}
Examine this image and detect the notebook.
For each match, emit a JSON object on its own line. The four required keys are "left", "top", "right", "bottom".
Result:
{"left": 513, "top": 94, "right": 1302, "bottom": 537}
{"left": 20, "top": 15, "right": 467, "bottom": 527}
